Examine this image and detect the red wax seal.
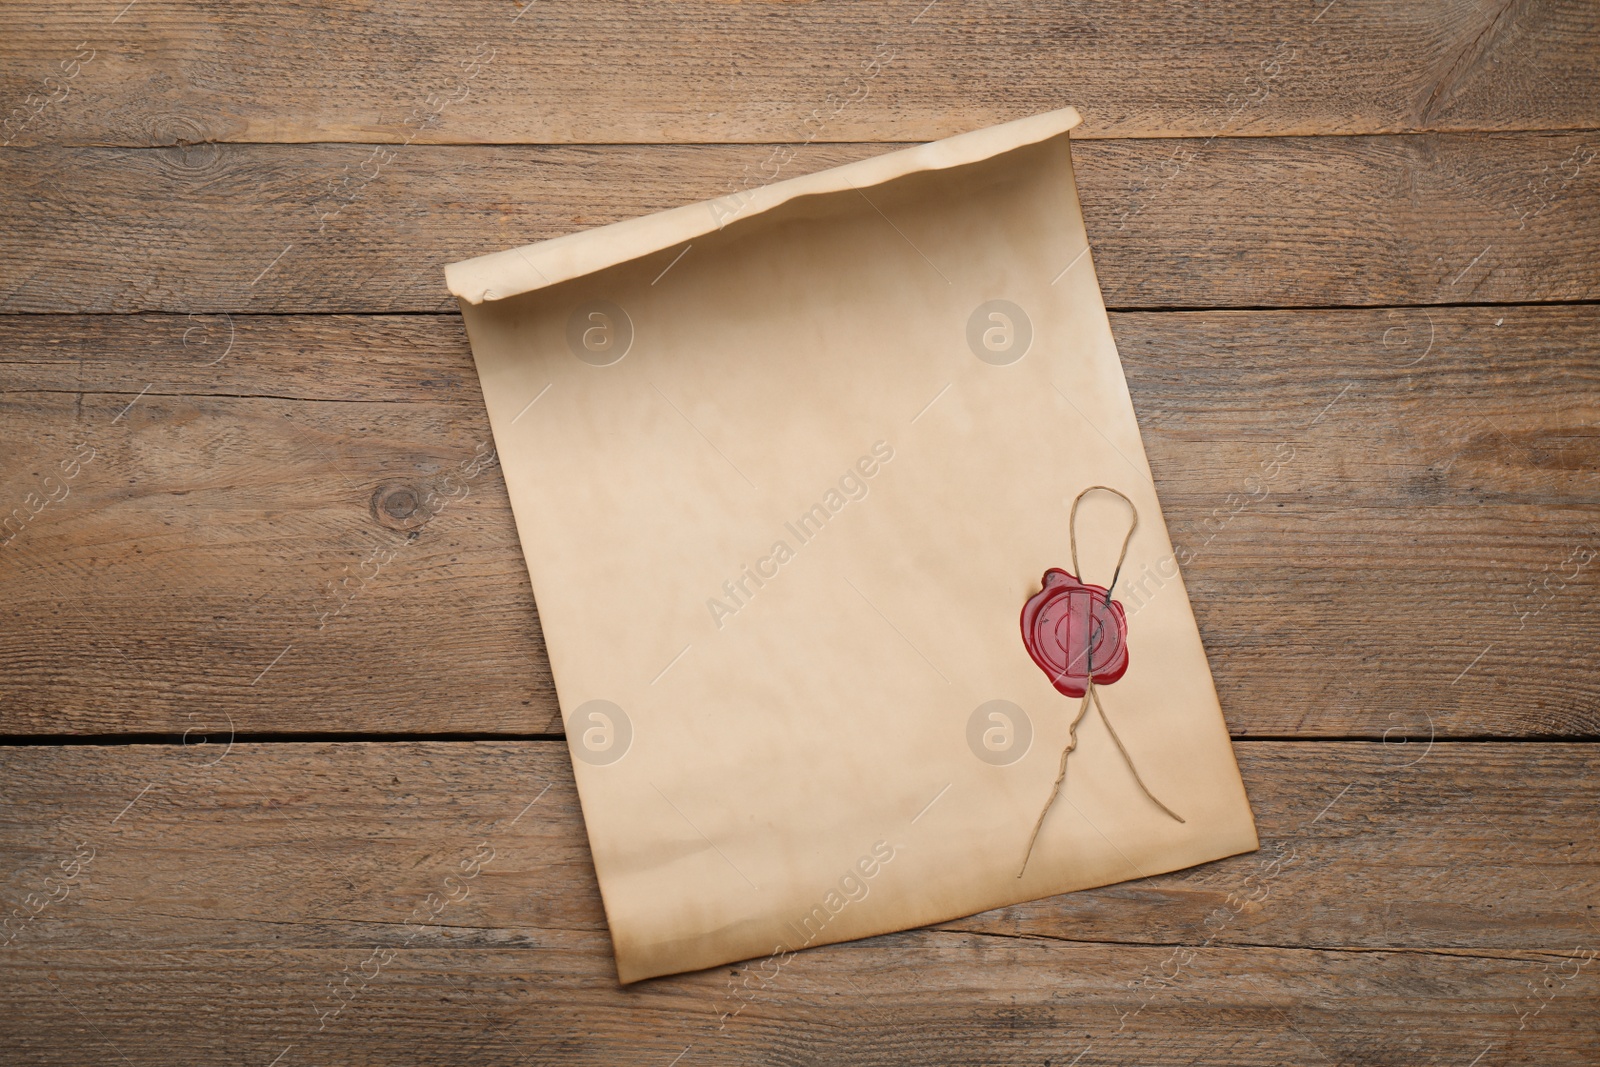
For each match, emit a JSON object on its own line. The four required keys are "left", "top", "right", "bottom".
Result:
{"left": 1020, "top": 568, "right": 1129, "bottom": 697}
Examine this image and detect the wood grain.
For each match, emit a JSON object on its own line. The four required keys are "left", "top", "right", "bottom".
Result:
{"left": 7, "top": 942, "right": 1592, "bottom": 1066}
{"left": 1, "top": 306, "right": 1595, "bottom": 738}
{"left": 2, "top": 1, "right": 1596, "bottom": 1061}
{"left": 0, "top": 741, "right": 1595, "bottom": 1065}
{"left": 1, "top": 131, "right": 1596, "bottom": 315}
{"left": 2, "top": 0, "right": 1598, "bottom": 147}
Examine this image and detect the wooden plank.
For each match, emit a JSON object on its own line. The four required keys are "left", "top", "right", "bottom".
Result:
{"left": 1, "top": 305, "right": 1595, "bottom": 738}
{"left": 0, "top": 741, "right": 1596, "bottom": 1065}
{"left": 2, "top": 0, "right": 1598, "bottom": 146}
{"left": 6, "top": 941, "right": 1593, "bottom": 1066}
{"left": 0, "top": 131, "right": 1596, "bottom": 314}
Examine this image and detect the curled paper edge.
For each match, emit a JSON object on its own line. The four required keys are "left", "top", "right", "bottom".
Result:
{"left": 443, "top": 106, "right": 1082, "bottom": 306}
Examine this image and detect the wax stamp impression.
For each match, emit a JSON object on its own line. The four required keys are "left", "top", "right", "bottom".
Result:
{"left": 1021, "top": 569, "right": 1129, "bottom": 697}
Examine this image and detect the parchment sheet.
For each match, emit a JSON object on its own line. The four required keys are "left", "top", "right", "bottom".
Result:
{"left": 446, "top": 107, "right": 1258, "bottom": 983}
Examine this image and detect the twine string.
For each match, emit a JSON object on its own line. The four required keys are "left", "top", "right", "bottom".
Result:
{"left": 1017, "top": 681, "right": 1094, "bottom": 878}
{"left": 1069, "top": 485, "right": 1138, "bottom": 605}
{"left": 1019, "top": 486, "right": 1183, "bottom": 879}
{"left": 1092, "top": 685, "right": 1186, "bottom": 825}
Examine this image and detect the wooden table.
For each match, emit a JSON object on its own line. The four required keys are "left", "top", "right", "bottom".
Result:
{"left": 2, "top": 2, "right": 1597, "bottom": 1063}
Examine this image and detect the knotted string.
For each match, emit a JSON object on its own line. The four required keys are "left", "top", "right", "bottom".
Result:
{"left": 1019, "top": 486, "right": 1184, "bottom": 879}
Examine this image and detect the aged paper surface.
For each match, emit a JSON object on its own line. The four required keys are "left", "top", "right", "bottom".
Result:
{"left": 447, "top": 107, "right": 1258, "bottom": 983}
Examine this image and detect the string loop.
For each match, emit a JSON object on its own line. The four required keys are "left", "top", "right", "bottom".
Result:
{"left": 1068, "top": 484, "right": 1139, "bottom": 599}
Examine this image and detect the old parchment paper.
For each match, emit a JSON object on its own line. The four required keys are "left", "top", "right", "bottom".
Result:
{"left": 447, "top": 107, "right": 1258, "bottom": 983}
